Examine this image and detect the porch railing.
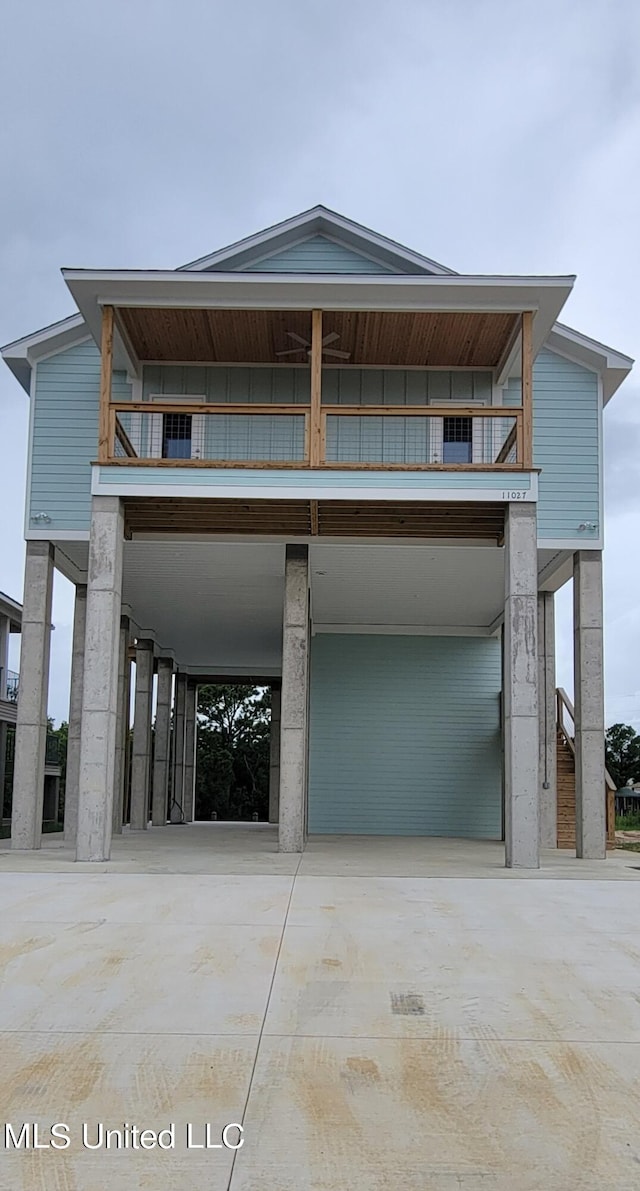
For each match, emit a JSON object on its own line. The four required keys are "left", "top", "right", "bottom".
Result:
{"left": 106, "top": 401, "right": 525, "bottom": 470}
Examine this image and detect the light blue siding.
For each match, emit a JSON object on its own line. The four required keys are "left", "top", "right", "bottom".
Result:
{"left": 505, "top": 349, "right": 600, "bottom": 542}
{"left": 308, "top": 635, "right": 502, "bottom": 837}
{"left": 143, "top": 365, "right": 310, "bottom": 403}
{"left": 30, "top": 342, "right": 129, "bottom": 533}
{"left": 238, "top": 234, "right": 395, "bottom": 273}
{"left": 97, "top": 465, "right": 531, "bottom": 492}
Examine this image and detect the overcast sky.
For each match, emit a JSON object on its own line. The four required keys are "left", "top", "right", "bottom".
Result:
{"left": 1, "top": 0, "right": 639, "bottom": 727}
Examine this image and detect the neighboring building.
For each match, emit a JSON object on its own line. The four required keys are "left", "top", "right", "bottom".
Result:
{"left": 0, "top": 591, "right": 62, "bottom": 826}
{"left": 0, "top": 206, "right": 633, "bottom": 865}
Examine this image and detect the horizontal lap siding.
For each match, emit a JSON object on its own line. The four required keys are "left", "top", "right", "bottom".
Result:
{"left": 239, "top": 234, "right": 395, "bottom": 273}
{"left": 30, "top": 343, "right": 130, "bottom": 532}
{"left": 308, "top": 635, "right": 502, "bottom": 837}
{"left": 505, "top": 350, "right": 599, "bottom": 542}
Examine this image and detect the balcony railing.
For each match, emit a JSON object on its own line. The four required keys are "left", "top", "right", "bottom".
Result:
{"left": 106, "top": 402, "right": 524, "bottom": 471}
{"left": 45, "top": 734, "right": 61, "bottom": 766}
{"left": 6, "top": 671, "right": 19, "bottom": 702}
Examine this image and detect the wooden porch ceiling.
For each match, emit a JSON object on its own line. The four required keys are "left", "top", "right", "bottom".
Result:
{"left": 123, "top": 498, "right": 506, "bottom": 541}
{"left": 117, "top": 307, "right": 520, "bottom": 367}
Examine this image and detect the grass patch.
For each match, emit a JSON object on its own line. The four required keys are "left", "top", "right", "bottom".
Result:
{"left": 616, "top": 812, "right": 640, "bottom": 831}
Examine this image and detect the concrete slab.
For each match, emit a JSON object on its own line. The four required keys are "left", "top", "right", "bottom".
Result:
{"left": 2, "top": 826, "right": 640, "bottom": 1189}
{"left": 2, "top": 872, "right": 294, "bottom": 926}
{"left": 0, "top": 1031, "right": 255, "bottom": 1190}
{"left": 265, "top": 879, "right": 640, "bottom": 1042}
{"left": 2, "top": 824, "right": 639, "bottom": 879}
{"left": 233, "top": 1036, "right": 640, "bottom": 1191}
{"left": 0, "top": 920, "right": 281, "bottom": 1036}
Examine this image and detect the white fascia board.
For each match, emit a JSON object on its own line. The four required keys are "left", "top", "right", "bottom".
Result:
{"left": 180, "top": 205, "right": 457, "bottom": 276}
{"left": 538, "top": 536, "right": 603, "bottom": 552}
{"left": 25, "top": 529, "right": 91, "bottom": 542}
{"left": 0, "top": 592, "right": 23, "bottom": 625}
{"left": 1, "top": 313, "right": 87, "bottom": 393}
{"left": 547, "top": 322, "right": 633, "bottom": 403}
{"left": 92, "top": 467, "right": 537, "bottom": 503}
{"left": 64, "top": 270, "right": 574, "bottom": 356}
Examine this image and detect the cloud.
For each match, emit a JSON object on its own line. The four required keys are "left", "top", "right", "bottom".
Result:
{"left": 1, "top": 0, "right": 639, "bottom": 726}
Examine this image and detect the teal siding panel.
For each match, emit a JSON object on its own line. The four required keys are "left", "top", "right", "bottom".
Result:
{"left": 506, "top": 350, "right": 599, "bottom": 541}
{"left": 143, "top": 365, "right": 310, "bottom": 404}
{"left": 30, "top": 342, "right": 130, "bottom": 532}
{"left": 98, "top": 466, "right": 531, "bottom": 491}
{"left": 308, "top": 635, "right": 502, "bottom": 837}
{"left": 239, "top": 234, "right": 395, "bottom": 273}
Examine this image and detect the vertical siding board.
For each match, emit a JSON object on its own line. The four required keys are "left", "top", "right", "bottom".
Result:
{"left": 308, "top": 635, "right": 502, "bottom": 837}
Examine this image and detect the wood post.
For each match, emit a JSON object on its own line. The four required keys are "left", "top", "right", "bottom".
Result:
{"left": 310, "top": 309, "right": 323, "bottom": 466}
{"left": 98, "top": 305, "right": 115, "bottom": 463}
{"left": 521, "top": 310, "right": 533, "bottom": 469}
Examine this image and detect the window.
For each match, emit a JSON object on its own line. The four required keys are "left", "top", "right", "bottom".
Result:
{"left": 162, "top": 413, "right": 193, "bottom": 459}
{"left": 442, "top": 416, "right": 472, "bottom": 464}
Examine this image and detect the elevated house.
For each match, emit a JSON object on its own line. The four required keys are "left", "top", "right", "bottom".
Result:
{"left": 0, "top": 592, "right": 62, "bottom": 824}
{"left": 1, "top": 207, "right": 632, "bottom": 865}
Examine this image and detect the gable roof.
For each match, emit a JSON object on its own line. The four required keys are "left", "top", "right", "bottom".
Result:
{"left": 0, "top": 208, "right": 633, "bottom": 402}
{"left": 180, "top": 205, "right": 457, "bottom": 276}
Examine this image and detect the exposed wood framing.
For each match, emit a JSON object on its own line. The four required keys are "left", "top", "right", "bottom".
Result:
{"left": 123, "top": 497, "right": 505, "bottom": 541}
{"left": 310, "top": 309, "right": 323, "bottom": 466}
{"left": 521, "top": 310, "right": 533, "bottom": 469}
{"left": 98, "top": 305, "right": 115, "bottom": 463}
{"left": 101, "top": 456, "right": 527, "bottom": 472}
{"left": 118, "top": 307, "right": 519, "bottom": 367}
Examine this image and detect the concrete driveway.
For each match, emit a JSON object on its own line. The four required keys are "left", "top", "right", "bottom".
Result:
{"left": 2, "top": 825, "right": 640, "bottom": 1190}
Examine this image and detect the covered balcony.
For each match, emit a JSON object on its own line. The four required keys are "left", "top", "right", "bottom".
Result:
{"left": 97, "top": 305, "right": 534, "bottom": 473}
{"left": 59, "top": 266, "right": 575, "bottom": 481}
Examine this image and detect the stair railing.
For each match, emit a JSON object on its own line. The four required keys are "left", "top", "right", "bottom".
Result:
{"left": 555, "top": 686, "right": 616, "bottom": 792}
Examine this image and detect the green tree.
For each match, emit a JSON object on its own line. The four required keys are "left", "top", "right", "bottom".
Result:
{"left": 195, "top": 685, "right": 271, "bottom": 821}
{"left": 605, "top": 723, "right": 640, "bottom": 789}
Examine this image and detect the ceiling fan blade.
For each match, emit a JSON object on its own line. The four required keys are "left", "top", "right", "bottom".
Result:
{"left": 322, "top": 332, "right": 340, "bottom": 346}
{"left": 286, "top": 332, "right": 310, "bottom": 347}
{"left": 276, "top": 348, "right": 306, "bottom": 357}
{"left": 323, "top": 348, "right": 351, "bottom": 359}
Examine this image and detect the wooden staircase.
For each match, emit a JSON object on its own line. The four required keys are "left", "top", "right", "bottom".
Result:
{"left": 555, "top": 688, "right": 615, "bottom": 849}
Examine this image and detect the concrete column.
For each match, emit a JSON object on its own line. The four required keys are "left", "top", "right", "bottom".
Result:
{"left": 63, "top": 584, "right": 87, "bottom": 846}
{"left": 76, "top": 497, "right": 124, "bottom": 861}
{"left": 279, "top": 545, "right": 310, "bottom": 853}
{"left": 0, "top": 614, "right": 8, "bottom": 808}
{"left": 170, "top": 673, "right": 187, "bottom": 822}
{"left": 538, "top": 592, "right": 557, "bottom": 849}
{"left": 574, "top": 551, "right": 606, "bottom": 859}
{"left": 112, "top": 616, "right": 131, "bottom": 835}
{"left": 183, "top": 683, "right": 197, "bottom": 823}
{"left": 269, "top": 686, "right": 281, "bottom": 823}
{"left": 11, "top": 541, "right": 54, "bottom": 850}
{"left": 503, "top": 503, "right": 539, "bottom": 869}
{"left": 151, "top": 658, "right": 173, "bottom": 826}
{"left": 129, "top": 640, "right": 154, "bottom": 830}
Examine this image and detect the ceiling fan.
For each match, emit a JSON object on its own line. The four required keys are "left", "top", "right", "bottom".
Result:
{"left": 276, "top": 331, "right": 351, "bottom": 360}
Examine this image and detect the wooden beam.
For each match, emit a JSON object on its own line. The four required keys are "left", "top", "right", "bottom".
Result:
{"left": 521, "top": 310, "right": 533, "bottom": 469}
{"left": 310, "top": 500, "right": 319, "bottom": 535}
{"left": 310, "top": 309, "right": 323, "bottom": 465}
{"left": 98, "top": 305, "right": 115, "bottom": 463}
